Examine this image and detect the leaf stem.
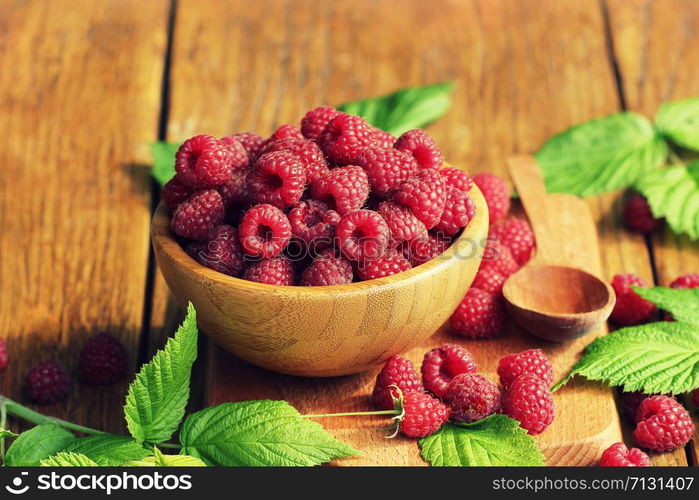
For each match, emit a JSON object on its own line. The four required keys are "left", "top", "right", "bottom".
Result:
{"left": 156, "top": 442, "right": 182, "bottom": 449}
{"left": 1, "top": 396, "right": 106, "bottom": 436}
{"left": 304, "top": 410, "right": 399, "bottom": 419}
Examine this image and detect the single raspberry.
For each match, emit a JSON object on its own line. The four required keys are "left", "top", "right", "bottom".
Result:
{"left": 78, "top": 333, "right": 128, "bottom": 385}
{"left": 440, "top": 167, "right": 473, "bottom": 192}
{"left": 311, "top": 165, "right": 370, "bottom": 215}
{"left": 621, "top": 391, "right": 669, "bottom": 424}
{"left": 398, "top": 391, "right": 450, "bottom": 438}
{"left": 319, "top": 113, "right": 379, "bottom": 164}
{"left": 372, "top": 127, "right": 397, "bottom": 149}
{"left": 378, "top": 201, "right": 428, "bottom": 250}
{"left": 599, "top": 442, "right": 651, "bottom": 467}
{"left": 171, "top": 189, "right": 225, "bottom": 241}
{"left": 502, "top": 374, "right": 555, "bottom": 435}
{"left": 300, "top": 253, "right": 353, "bottom": 286}
{"left": 372, "top": 355, "right": 425, "bottom": 410}
{"left": 355, "top": 148, "right": 419, "bottom": 196}
{"left": 336, "top": 210, "right": 390, "bottom": 262}
{"left": 219, "top": 135, "right": 251, "bottom": 171}
{"left": 356, "top": 249, "right": 412, "bottom": 280}
{"left": 497, "top": 349, "right": 554, "bottom": 389}
{"left": 288, "top": 200, "right": 340, "bottom": 254}
{"left": 162, "top": 177, "right": 193, "bottom": 212}
{"left": 268, "top": 124, "right": 304, "bottom": 142}
{"left": 301, "top": 106, "right": 340, "bottom": 142}
{"left": 670, "top": 274, "right": 699, "bottom": 289}
{"left": 480, "top": 238, "right": 519, "bottom": 278}
{"left": 624, "top": 193, "right": 661, "bottom": 234}
{"left": 633, "top": 395, "right": 695, "bottom": 452}
{"left": 261, "top": 138, "right": 329, "bottom": 184}
{"left": 610, "top": 274, "right": 656, "bottom": 326}
{"left": 393, "top": 169, "right": 447, "bottom": 229}
{"left": 421, "top": 344, "right": 478, "bottom": 399}
{"left": 394, "top": 129, "right": 443, "bottom": 170}
{"left": 242, "top": 256, "right": 295, "bottom": 286}
{"left": 0, "top": 339, "right": 8, "bottom": 371}
{"left": 489, "top": 218, "right": 536, "bottom": 266}
{"left": 175, "top": 134, "right": 233, "bottom": 188}
{"left": 435, "top": 186, "right": 476, "bottom": 236}
{"left": 194, "top": 225, "right": 246, "bottom": 276}
{"left": 239, "top": 204, "right": 291, "bottom": 258}
{"left": 218, "top": 168, "right": 251, "bottom": 208}
{"left": 450, "top": 288, "right": 505, "bottom": 339}
{"left": 445, "top": 373, "right": 501, "bottom": 423}
{"left": 471, "top": 265, "right": 506, "bottom": 295}
{"left": 408, "top": 232, "right": 451, "bottom": 266}
{"left": 472, "top": 173, "right": 510, "bottom": 223}
{"left": 26, "top": 360, "right": 70, "bottom": 405}
{"left": 231, "top": 132, "right": 266, "bottom": 162}
{"left": 247, "top": 151, "right": 306, "bottom": 209}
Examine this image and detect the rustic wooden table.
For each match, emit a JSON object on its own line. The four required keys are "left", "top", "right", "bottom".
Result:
{"left": 0, "top": 0, "right": 697, "bottom": 466}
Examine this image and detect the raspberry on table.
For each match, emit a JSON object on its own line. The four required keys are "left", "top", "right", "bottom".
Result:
{"left": 497, "top": 349, "right": 553, "bottom": 389}
{"left": 489, "top": 218, "right": 535, "bottom": 266}
{"left": 633, "top": 395, "right": 695, "bottom": 452}
{"left": 218, "top": 168, "right": 252, "bottom": 208}
{"left": 372, "top": 355, "right": 424, "bottom": 410}
{"left": 336, "top": 209, "right": 390, "bottom": 262}
{"left": 378, "top": 201, "right": 428, "bottom": 250}
{"left": 394, "top": 129, "right": 443, "bottom": 170}
{"left": 445, "top": 373, "right": 502, "bottom": 423}
{"left": 398, "top": 391, "right": 450, "bottom": 438}
{"left": 471, "top": 265, "right": 506, "bottom": 295}
{"left": 356, "top": 249, "right": 412, "bottom": 281}
{"left": 268, "top": 123, "right": 304, "bottom": 142}
{"left": 194, "top": 225, "right": 246, "bottom": 277}
{"left": 670, "top": 274, "right": 699, "bottom": 289}
{"left": 26, "top": 360, "right": 70, "bottom": 405}
{"left": 301, "top": 106, "right": 340, "bottom": 142}
{"left": 79, "top": 333, "right": 128, "bottom": 385}
{"left": 621, "top": 391, "right": 669, "bottom": 424}
{"left": 610, "top": 273, "right": 656, "bottom": 326}
{"left": 480, "top": 238, "right": 519, "bottom": 278}
{"left": 393, "top": 168, "right": 447, "bottom": 229}
{"left": 171, "top": 189, "right": 225, "bottom": 241}
{"left": 355, "top": 148, "right": 419, "bottom": 196}
{"left": 239, "top": 204, "right": 292, "bottom": 258}
{"left": 472, "top": 172, "right": 510, "bottom": 223}
{"left": 261, "top": 138, "right": 329, "bottom": 184}
{"left": 502, "top": 374, "right": 555, "bottom": 435}
{"left": 435, "top": 186, "right": 476, "bottom": 236}
{"left": 247, "top": 151, "right": 306, "bottom": 209}
{"left": 440, "top": 167, "right": 473, "bottom": 192}
{"left": 242, "top": 256, "right": 295, "bottom": 286}
{"left": 319, "top": 113, "right": 380, "bottom": 164}
{"left": 371, "top": 127, "right": 397, "bottom": 149}
{"left": 599, "top": 442, "right": 651, "bottom": 467}
{"left": 421, "top": 344, "right": 478, "bottom": 399}
{"left": 231, "top": 132, "right": 266, "bottom": 162}
{"left": 624, "top": 193, "right": 661, "bottom": 234}
{"left": 288, "top": 199, "right": 340, "bottom": 254}
{"left": 220, "top": 135, "right": 251, "bottom": 171}
{"left": 0, "top": 339, "right": 8, "bottom": 372}
{"left": 300, "top": 252, "right": 353, "bottom": 286}
{"left": 407, "top": 232, "right": 451, "bottom": 266}
{"left": 450, "top": 287, "right": 505, "bottom": 339}
{"left": 162, "top": 176, "right": 193, "bottom": 212}
{"left": 311, "top": 165, "right": 370, "bottom": 215}
{"left": 175, "top": 134, "right": 234, "bottom": 189}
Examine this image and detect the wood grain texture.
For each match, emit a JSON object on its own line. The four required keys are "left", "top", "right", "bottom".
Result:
{"left": 0, "top": 0, "right": 167, "bottom": 432}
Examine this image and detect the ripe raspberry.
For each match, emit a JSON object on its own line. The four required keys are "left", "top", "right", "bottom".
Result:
{"left": 288, "top": 200, "right": 340, "bottom": 253}
{"left": 319, "top": 113, "right": 379, "bottom": 164}
{"left": 440, "top": 167, "right": 473, "bottom": 192}
{"left": 261, "top": 138, "right": 329, "bottom": 184}
{"left": 311, "top": 165, "right": 370, "bottom": 215}
{"left": 175, "top": 134, "right": 233, "bottom": 188}
{"left": 355, "top": 148, "right": 419, "bottom": 196}
{"left": 497, "top": 349, "right": 553, "bottom": 389}
{"left": 408, "top": 232, "right": 451, "bottom": 266}
{"left": 610, "top": 274, "right": 656, "bottom": 326}
{"left": 502, "top": 374, "right": 555, "bottom": 435}
{"left": 394, "top": 129, "right": 442, "bottom": 170}
{"left": 472, "top": 173, "right": 510, "bottom": 223}
{"left": 336, "top": 210, "right": 390, "bottom": 262}
{"left": 301, "top": 106, "right": 339, "bottom": 142}
{"left": 194, "top": 225, "right": 246, "bottom": 276}
{"left": 242, "top": 256, "right": 295, "bottom": 286}
{"left": 372, "top": 355, "right": 424, "bottom": 410}
{"left": 185, "top": 241, "right": 207, "bottom": 261}
{"left": 421, "top": 344, "right": 478, "bottom": 399}
{"left": 219, "top": 135, "right": 251, "bottom": 171}
{"left": 378, "top": 201, "right": 428, "bottom": 249}
{"left": 371, "top": 127, "right": 397, "bottom": 149}
{"left": 239, "top": 204, "right": 292, "bottom": 258}
{"left": 450, "top": 288, "right": 505, "bottom": 339}
{"left": 435, "top": 186, "right": 476, "bottom": 236}
{"left": 489, "top": 218, "right": 536, "bottom": 266}
{"left": 621, "top": 391, "right": 669, "bottom": 424}
{"left": 231, "top": 132, "right": 266, "bottom": 161}
{"left": 171, "top": 189, "right": 225, "bottom": 241}
{"left": 26, "top": 360, "right": 70, "bottom": 405}
{"left": 300, "top": 253, "right": 353, "bottom": 286}
{"left": 599, "top": 442, "right": 651, "bottom": 467}
{"left": 480, "top": 238, "right": 519, "bottom": 278}
{"left": 633, "top": 395, "right": 695, "bottom": 452}
{"left": 162, "top": 177, "right": 193, "bottom": 212}
{"left": 79, "top": 333, "right": 128, "bottom": 385}
{"left": 393, "top": 169, "right": 447, "bottom": 229}
{"left": 445, "top": 373, "right": 501, "bottom": 423}
{"left": 0, "top": 339, "right": 8, "bottom": 371}
{"left": 268, "top": 124, "right": 304, "bottom": 142}
{"left": 356, "top": 249, "right": 412, "bottom": 281}
{"left": 398, "top": 392, "right": 450, "bottom": 438}
{"left": 218, "top": 168, "right": 251, "bottom": 208}
{"left": 247, "top": 151, "right": 306, "bottom": 209}
{"left": 670, "top": 274, "right": 699, "bottom": 289}
{"left": 624, "top": 193, "right": 661, "bottom": 234}
{"left": 471, "top": 265, "right": 506, "bottom": 295}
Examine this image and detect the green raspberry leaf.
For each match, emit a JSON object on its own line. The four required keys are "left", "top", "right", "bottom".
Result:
{"left": 0, "top": 429, "right": 18, "bottom": 439}
{"left": 151, "top": 141, "right": 180, "bottom": 187}
{"left": 632, "top": 286, "right": 699, "bottom": 325}
{"left": 655, "top": 97, "right": 699, "bottom": 151}
{"left": 124, "top": 302, "right": 198, "bottom": 444}
{"left": 5, "top": 424, "right": 75, "bottom": 466}
{"left": 535, "top": 112, "right": 668, "bottom": 196}
{"left": 41, "top": 452, "right": 98, "bottom": 467}
{"left": 62, "top": 435, "right": 149, "bottom": 466}
{"left": 129, "top": 447, "right": 206, "bottom": 467}
{"left": 179, "top": 400, "right": 359, "bottom": 466}
{"left": 419, "top": 416, "right": 545, "bottom": 466}
{"left": 338, "top": 82, "right": 454, "bottom": 136}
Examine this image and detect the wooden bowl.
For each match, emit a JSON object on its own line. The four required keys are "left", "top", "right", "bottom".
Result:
{"left": 151, "top": 181, "right": 489, "bottom": 377}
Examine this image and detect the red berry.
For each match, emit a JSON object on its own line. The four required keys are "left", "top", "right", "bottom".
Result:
{"left": 0, "top": 339, "right": 8, "bottom": 371}
{"left": 502, "top": 374, "right": 555, "bottom": 435}
{"left": 194, "top": 225, "right": 246, "bottom": 277}
{"left": 171, "top": 189, "right": 225, "bottom": 241}
{"left": 220, "top": 135, "right": 251, "bottom": 171}
{"left": 440, "top": 167, "right": 473, "bottom": 192}
{"left": 408, "top": 232, "right": 451, "bottom": 266}
{"left": 355, "top": 148, "right": 419, "bottom": 196}
{"left": 398, "top": 392, "right": 450, "bottom": 438}
{"left": 624, "top": 194, "right": 661, "bottom": 234}
{"left": 471, "top": 265, "right": 506, "bottom": 295}
{"left": 336, "top": 210, "right": 390, "bottom": 262}
{"left": 372, "top": 355, "right": 424, "bottom": 410}
{"left": 79, "top": 333, "right": 128, "bottom": 385}
{"left": 489, "top": 218, "right": 535, "bottom": 266}
{"left": 248, "top": 151, "right": 306, "bottom": 209}
{"left": 621, "top": 391, "right": 669, "bottom": 424}
{"left": 218, "top": 168, "right": 252, "bottom": 208}
{"left": 633, "top": 395, "right": 694, "bottom": 452}
{"left": 450, "top": 288, "right": 506, "bottom": 339}
{"left": 288, "top": 200, "right": 340, "bottom": 254}
{"left": 175, "top": 134, "right": 233, "bottom": 188}
{"left": 670, "top": 274, "right": 699, "bottom": 289}
{"left": 162, "top": 177, "right": 193, "bottom": 212}
{"left": 300, "top": 253, "right": 353, "bottom": 286}
{"left": 378, "top": 201, "right": 428, "bottom": 250}
{"left": 497, "top": 349, "right": 553, "bottom": 389}
{"left": 26, "top": 360, "right": 70, "bottom": 405}
{"left": 239, "top": 204, "right": 292, "bottom": 258}
{"left": 319, "top": 113, "right": 379, "bottom": 164}
{"left": 435, "top": 186, "right": 476, "bottom": 236}
{"left": 421, "top": 344, "right": 477, "bottom": 399}
{"left": 393, "top": 169, "right": 447, "bottom": 229}
{"left": 472, "top": 173, "right": 510, "bottom": 223}
{"left": 231, "top": 132, "right": 266, "bottom": 162}
{"left": 356, "top": 249, "right": 412, "bottom": 281}
{"left": 599, "top": 442, "right": 651, "bottom": 467}
{"left": 394, "top": 129, "right": 443, "bottom": 170}
{"left": 311, "top": 165, "right": 370, "bottom": 215}
{"left": 268, "top": 124, "right": 304, "bottom": 142}
{"left": 261, "top": 138, "right": 329, "bottom": 185}
{"left": 445, "top": 373, "right": 501, "bottom": 423}
{"left": 610, "top": 274, "right": 656, "bottom": 326}
{"left": 301, "top": 106, "right": 339, "bottom": 142}
{"left": 371, "top": 127, "right": 397, "bottom": 149}
{"left": 242, "top": 256, "right": 295, "bottom": 286}
{"left": 480, "top": 238, "right": 519, "bottom": 278}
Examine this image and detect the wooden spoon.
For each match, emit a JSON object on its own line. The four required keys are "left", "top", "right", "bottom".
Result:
{"left": 502, "top": 155, "right": 616, "bottom": 341}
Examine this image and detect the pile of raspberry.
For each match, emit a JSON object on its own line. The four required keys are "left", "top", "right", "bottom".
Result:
{"left": 164, "top": 107, "right": 478, "bottom": 286}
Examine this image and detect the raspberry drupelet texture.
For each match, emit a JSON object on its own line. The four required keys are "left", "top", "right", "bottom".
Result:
{"left": 26, "top": 360, "right": 70, "bottom": 405}
{"left": 238, "top": 204, "right": 292, "bottom": 259}
{"left": 194, "top": 225, "right": 246, "bottom": 276}
{"left": 450, "top": 288, "right": 505, "bottom": 339}
{"left": 231, "top": 132, "right": 266, "bottom": 162}
{"left": 471, "top": 265, "right": 506, "bottom": 295}
{"left": 624, "top": 194, "right": 661, "bottom": 234}
{"left": 242, "top": 256, "right": 295, "bottom": 286}
{"left": 218, "top": 168, "right": 252, "bottom": 208}
{"left": 435, "top": 186, "right": 476, "bottom": 236}
{"left": 480, "top": 238, "right": 520, "bottom": 278}
{"left": 394, "top": 129, "right": 443, "bottom": 170}
{"left": 268, "top": 124, "right": 304, "bottom": 142}
{"left": 472, "top": 172, "right": 510, "bottom": 223}
{"left": 670, "top": 274, "right": 699, "bottom": 289}
{"left": 610, "top": 273, "right": 656, "bottom": 326}
{"left": 393, "top": 168, "right": 447, "bottom": 229}
{"left": 489, "top": 218, "right": 535, "bottom": 266}
{"left": 175, "top": 134, "right": 234, "bottom": 189}
{"left": 336, "top": 209, "right": 390, "bottom": 262}
{"left": 421, "top": 344, "right": 478, "bottom": 399}
{"left": 355, "top": 148, "right": 419, "bottom": 196}
{"left": 621, "top": 391, "right": 669, "bottom": 424}
{"left": 220, "top": 135, "right": 251, "bottom": 171}
{"left": 288, "top": 199, "right": 340, "bottom": 254}
{"left": 408, "top": 232, "right": 451, "bottom": 266}
{"left": 311, "top": 165, "right": 370, "bottom": 215}
{"left": 79, "top": 333, "right": 128, "bottom": 385}
{"left": 261, "top": 137, "right": 329, "bottom": 184}
{"left": 497, "top": 349, "right": 554, "bottom": 389}
{"left": 633, "top": 395, "right": 695, "bottom": 452}
{"left": 378, "top": 201, "right": 428, "bottom": 250}
{"left": 372, "top": 355, "right": 425, "bottom": 410}
{"left": 171, "top": 189, "right": 225, "bottom": 241}
{"left": 162, "top": 177, "right": 193, "bottom": 212}
{"left": 440, "top": 167, "right": 473, "bottom": 192}
{"left": 356, "top": 249, "right": 412, "bottom": 281}
{"left": 300, "top": 253, "right": 353, "bottom": 286}
{"left": 301, "top": 106, "right": 340, "bottom": 142}
{"left": 247, "top": 151, "right": 306, "bottom": 209}
{"left": 0, "top": 339, "right": 7, "bottom": 372}
{"left": 371, "top": 127, "right": 397, "bottom": 149}
{"left": 398, "top": 392, "right": 450, "bottom": 438}
{"left": 599, "top": 442, "right": 651, "bottom": 467}
{"left": 319, "top": 113, "right": 379, "bottom": 164}
{"left": 502, "top": 374, "right": 555, "bottom": 435}
{"left": 445, "top": 373, "right": 502, "bottom": 423}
